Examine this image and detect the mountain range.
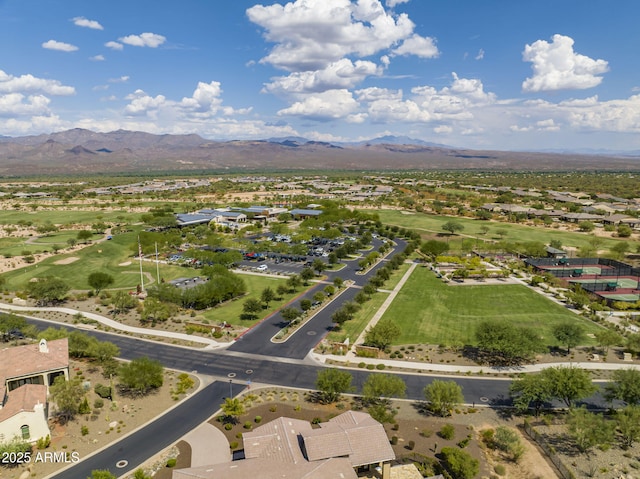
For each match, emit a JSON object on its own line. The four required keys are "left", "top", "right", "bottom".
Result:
{"left": 0, "top": 129, "right": 637, "bottom": 176}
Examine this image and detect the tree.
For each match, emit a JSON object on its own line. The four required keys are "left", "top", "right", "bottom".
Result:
{"left": 617, "top": 405, "right": 640, "bottom": 448}
{"left": 333, "top": 277, "right": 344, "bottom": 289}
{"left": 118, "top": 356, "right": 164, "bottom": 396}
{"left": 475, "top": 320, "right": 544, "bottom": 365}
{"left": 617, "top": 224, "right": 633, "bottom": 238}
{"left": 420, "top": 239, "right": 449, "bottom": 259}
{"left": 363, "top": 319, "right": 401, "bottom": 350}
{"left": 281, "top": 306, "right": 302, "bottom": 323}
{"left": 26, "top": 276, "right": 70, "bottom": 306}
{"left": 578, "top": 221, "right": 595, "bottom": 233}
{"left": 242, "top": 298, "right": 263, "bottom": 319}
{"left": 567, "top": 407, "right": 614, "bottom": 453}
{"left": 423, "top": 379, "right": 464, "bottom": 417}
{"left": 89, "top": 341, "right": 120, "bottom": 364}
{"left": 604, "top": 368, "right": 640, "bottom": 405}
{"left": 140, "top": 297, "right": 172, "bottom": 325}
{"left": 286, "top": 274, "right": 302, "bottom": 292}
{"left": 594, "top": 328, "right": 622, "bottom": 355}
{"left": 220, "top": 397, "right": 245, "bottom": 423}
{"left": 509, "top": 373, "right": 552, "bottom": 416}
{"left": 552, "top": 321, "right": 585, "bottom": 354}
{"left": 87, "top": 272, "right": 114, "bottom": 293}
{"left": 442, "top": 221, "right": 464, "bottom": 236}
{"left": 50, "top": 376, "right": 84, "bottom": 422}
{"left": 315, "top": 368, "right": 353, "bottom": 403}
{"left": 312, "top": 258, "right": 326, "bottom": 275}
{"left": 440, "top": 447, "right": 479, "bottom": 479}
{"left": 300, "top": 267, "right": 315, "bottom": 284}
{"left": 77, "top": 229, "right": 93, "bottom": 243}
{"left": 260, "top": 287, "right": 275, "bottom": 307}
{"left": 361, "top": 373, "right": 406, "bottom": 404}
{"left": 543, "top": 366, "right": 597, "bottom": 408}
{"left": 331, "top": 308, "right": 351, "bottom": 327}
{"left": 112, "top": 291, "right": 137, "bottom": 315}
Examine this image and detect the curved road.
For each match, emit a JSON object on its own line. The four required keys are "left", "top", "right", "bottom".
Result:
{"left": 27, "top": 237, "right": 604, "bottom": 477}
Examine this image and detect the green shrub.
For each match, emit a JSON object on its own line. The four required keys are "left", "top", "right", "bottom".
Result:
{"left": 390, "top": 436, "right": 398, "bottom": 445}
{"left": 244, "top": 421, "right": 252, "bottom": 429}
{"left": 441, "top": 446, "right": 479, "bottom": 479}
{"left": 165, "top": 458, "right": 177, "bottom": 468}
{"left": 407, "top": 440, "right": 415, "bottom": 450}
{"left": 254, "top": 416, "right": 262, "bottom": 423}
{"left": 94, "top": 383, "right": 112, "bottom": 399}
{"left": 224, "top": 423, "right": 233, "bottom": 431}
{"left": 366, "top": 364, "right": 375, "bottom": 370}
{"left": 358, "top": 362, "right": 366, "bottom": 368}
{"left": 230, "top": 441, "right": 239, "bottom": 449}
{"left": 93, "top": 398, "right": 104, "bottom": 409}
{"left": 420, "top": 428, "right": 433, "bottom": 438}
{"left": 439, "top": 424, "right": 455, "bottom": 440}
{"left": 494, "top": 464, "right": 506, "bottom": 476}
{"left": 375, "top": 363, "right": 386, "bottom": 370}
{"left": 36, "top": 435, "right": 51, "bottom": 450}
{"left": 81, "top": 425, "right": 89, "bottom": 436}
{"left": 78, "top": 397, "right": 91, "bottom": 414}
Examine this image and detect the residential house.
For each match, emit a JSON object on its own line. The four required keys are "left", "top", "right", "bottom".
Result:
{"left": 0, "top": 338, "right": 69, "bottom": 444}
{"left": 173, "top": 411, "right": 398, "bottom": 479}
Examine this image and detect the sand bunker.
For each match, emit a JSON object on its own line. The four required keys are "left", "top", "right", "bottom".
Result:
{"left": 119, "top": 261, "right": 132, "bottom": 266}
{"left": 54, "top": 256, "right": 80, "bottom": 265}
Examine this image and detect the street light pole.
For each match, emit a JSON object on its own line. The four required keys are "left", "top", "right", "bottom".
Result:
{"left": 229, "top": 379, "right": 233, "bottom": 398}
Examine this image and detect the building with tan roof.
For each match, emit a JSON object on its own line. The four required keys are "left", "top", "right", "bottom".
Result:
{"left": 173, "top": 411, "right": 396, "bottom": 479}
{"left": 0, "top": 338, "right": 69, "bottom": 444}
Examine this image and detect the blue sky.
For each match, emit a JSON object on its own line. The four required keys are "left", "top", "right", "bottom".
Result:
{"left": 1, "top": 0, "right": 640, "bottom": 151}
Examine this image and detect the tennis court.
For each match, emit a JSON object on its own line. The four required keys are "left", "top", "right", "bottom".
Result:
{"left": 570, "top": 276, "right": 639, "bottom": 289}
{"left": 599, "top": 292, "right": 640, "bottom": 302}
{"left": 539, "top": 265, "right": 610, "bottom": 275}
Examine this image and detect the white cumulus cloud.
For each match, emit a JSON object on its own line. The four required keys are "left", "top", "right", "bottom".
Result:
{"left": 0, "top": 70, "right": 75, "bottom": 96}
{"left": 105, "top": 41, "right": 123, "bottom": 51}
{"left": 386, "top": 0, "right": 410, "bottom": 6}
{"left": 264, "top": 59, "right": 383, "bottom": 95}
{"left": 72, "top": 16, "right": 103, "bottom": 30}
{"left": 90, "top": 55, "right": 105, "bottom": 62}
{"left": 42, "top": 40, "right": 79, "bottom": 52}
{"left": 247, "top": 0, "right": 429, "bottom": 72}
{"left": 119, "top": 32, "right": 166, "bottom": 48}
{"left": 277, "top": 89, "right": 359, "bottom": 121}
{"left": 392, "top": 34, "right": 439, "bottom": 58}
{"left": 522, "top": 34, "right": 609, "bottom": 92}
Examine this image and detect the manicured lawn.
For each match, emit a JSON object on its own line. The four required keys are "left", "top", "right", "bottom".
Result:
{"left": 199, "top": 273, "right": 296, "bottom": 327}
{"left": 373, "top": 209, "right": 625, "bottom": 251}
{"left": 381, "top": 266, "right": 602, "bottom": 347}
{"left": 326, "top": 292, "right": 388, "bottom": 344}
{"left": 0, "top": 209, "right": 141, "bottom": 226}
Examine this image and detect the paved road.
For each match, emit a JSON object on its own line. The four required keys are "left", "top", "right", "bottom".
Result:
{"left": 48, "top": 381, "right": 242, "bottom": 479}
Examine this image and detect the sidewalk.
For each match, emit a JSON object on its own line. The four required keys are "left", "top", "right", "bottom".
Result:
{"left": 310, "top": 351, "right": 640, "bottom": 375}
{"left": 0, "top": 302, "right": 223, "bottom": 349}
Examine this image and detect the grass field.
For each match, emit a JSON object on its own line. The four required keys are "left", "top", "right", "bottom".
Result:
{"left": 0, "top": 209, "right": 141, "bottom": 226}
{"left": 200, "top": 274, "right": 300, "bottom": 327}
{"left": 373, "top": 209, "right": 625, "bottom": 251}
{"left": 326, "top": 292, "right": 388, "bottom": 344}
{"left": 381, "top": 266, "right": 602, "bottom": 347}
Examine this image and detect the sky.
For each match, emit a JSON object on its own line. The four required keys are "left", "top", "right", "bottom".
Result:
{"left": 1, "top": 0, "right": 640, "bottom": 151}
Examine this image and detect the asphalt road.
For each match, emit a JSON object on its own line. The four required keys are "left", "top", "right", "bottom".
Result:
{"left": 30, "top": 236, "right": 603, "bottom": 477}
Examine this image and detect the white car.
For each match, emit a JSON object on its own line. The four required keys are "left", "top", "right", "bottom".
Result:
{"left": 256, "top": 264, "right": 268, "bottom": 272}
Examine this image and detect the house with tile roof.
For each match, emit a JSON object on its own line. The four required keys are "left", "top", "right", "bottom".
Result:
{"left": 0, "top": 338, "right": 69, "bottom": 444}
{"left": 173, "top": 411, "right": 398, "bottom": 479}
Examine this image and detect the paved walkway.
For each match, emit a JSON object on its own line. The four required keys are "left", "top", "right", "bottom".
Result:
{"left": 349, "top": 262, "right": 418, "bottom": 352}
{"left": 0, "top": 303, "right": 223, "bottom": 349}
